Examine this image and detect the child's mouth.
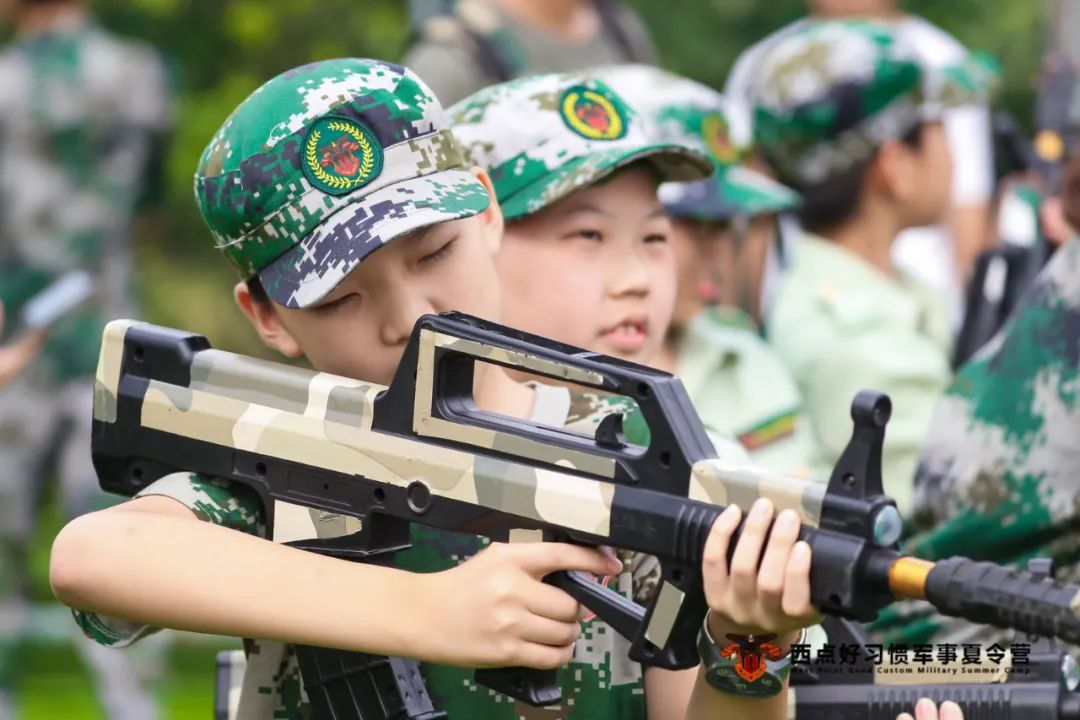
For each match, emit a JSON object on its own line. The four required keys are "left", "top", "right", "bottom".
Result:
{"left": 600, "top": 318, "right": 648, "bottom": 353}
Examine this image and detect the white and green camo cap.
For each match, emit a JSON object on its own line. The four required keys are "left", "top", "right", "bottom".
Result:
{"left": 595, "top": 63, "right": 800, "bottom": 220}
{"left": 751, "top": 20, "right": 999, "bottom": 187}
{"left": 449, "top": 72, "right": 713, "bottom": 220}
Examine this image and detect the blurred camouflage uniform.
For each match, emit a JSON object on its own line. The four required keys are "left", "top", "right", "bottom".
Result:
{"left": 726, "top": 14, "right": 998, "bottom": 331}
{"left": 404, "top": 0, "right": 655, "bottom": 105}
{"left": 73, "top": 58, "right": 680, "bottom": 719}
{"left": 749, "top": 21, "right": 993, "bottom": 511}
{"left": 0, "top": 10, "right": 169, "bottom": 719}
{"left": 873, "top": 237, "right": 1080, "bottom": 647}
{"left": 595, "top": 64, "right": 814, "bottom": 477}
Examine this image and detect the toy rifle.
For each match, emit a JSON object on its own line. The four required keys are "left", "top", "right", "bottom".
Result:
{"left": 791, "top": 560, "right": 1080, "bottom": 719}
{"left": 92, "top": 311, "right": 1080, "bottom": 716}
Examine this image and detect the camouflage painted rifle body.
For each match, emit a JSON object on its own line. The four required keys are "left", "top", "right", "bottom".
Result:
{"left": 91, "top": 311, "right": 1080, "bottom": 710}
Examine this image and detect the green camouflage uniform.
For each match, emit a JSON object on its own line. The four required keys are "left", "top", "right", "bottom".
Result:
{"left": 72, "top": 59, "right": 702, "bottom": 719}
{"left": 594, "top": 65, "right": 813, "bottom": 477}
{"left": 0, "top": 14, "right": 170, "bottom": 719}
{"left": 874, "top": 237, "right": 1080, "bottom": 647}
{"left": 749, "top": 21, "right": 994, "bottom": 510}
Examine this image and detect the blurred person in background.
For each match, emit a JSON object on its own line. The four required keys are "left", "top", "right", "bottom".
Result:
{"left": 403, "top": 0, "right": 655, "bottom": 105}
{"left": 750, "top": 21, "right": 990, "bottom": 512}
{"left": 595, "top": 64, "right": 815, "bottom": 477}
{"left": 0, "top": 0, "right": 171, "bottom": 716}
{"left": 725, "top": 0, "right": 997, "bottom": 331}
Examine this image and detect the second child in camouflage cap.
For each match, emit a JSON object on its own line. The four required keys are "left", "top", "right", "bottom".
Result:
{"left": 594, "top": 63, "right": 799, "bottom": 323}
{"left": 596, "top": 64, "right": 813, "bottom": 478}
{"left": 450, "top": 72, "right": 713, "bottom": 369}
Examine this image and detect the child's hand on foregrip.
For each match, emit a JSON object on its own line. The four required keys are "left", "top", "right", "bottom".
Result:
{"left": 897, "top": 698, "right": 964, "bottom": 720}
{"left": 700, "top": 498, "right": 819, "bottom": 642}
{"left": 419, "top": 541, "right": 621, "bottom": 670}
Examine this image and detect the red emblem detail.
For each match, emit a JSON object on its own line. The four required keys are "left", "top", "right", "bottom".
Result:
{"left": 710, "top": 128, "right": 733, "bottom": 159}
{"left": 575, "top": 100, "right": 611, "bottom": 134}
{"left": 719, "top": 635, "right": 784, "bottom": 683}
{"left": 320, "top": 134, "right": 362, "bottom": 177}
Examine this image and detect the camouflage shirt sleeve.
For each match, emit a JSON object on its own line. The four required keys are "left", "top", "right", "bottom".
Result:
{"left": 72, "top": 472, "right": 267, "bottom": 647}
{"left": 135, "top": 472, "right": 267, "bottom": 537}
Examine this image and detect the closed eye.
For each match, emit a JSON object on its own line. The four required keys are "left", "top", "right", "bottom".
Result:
{"left": 567, "top": 229, "right": 603, "bottom": 242}
{"left": 418, "top": 238, "right": 457, "bottom": 265}
{"left": 313, "top": 293, "right": 359, "bottom": 313}
{"left": 644, "top": 233, "right": 668, "bottom": 244}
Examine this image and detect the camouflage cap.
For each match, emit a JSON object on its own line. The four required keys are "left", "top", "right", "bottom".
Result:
{"left": 194, "top": 58, "right": 490, "bottom": 308}
{"left": 449, "top": 72, "right": 712, "bottom": 220}
{"left": 751, "top": 20, "right": 999, "bottom": 187}
{"left": 595, "top": 64, "right": 799, "bottom": 220}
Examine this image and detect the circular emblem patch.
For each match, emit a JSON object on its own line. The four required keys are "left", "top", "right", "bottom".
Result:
{"left": 302, "top": 116, "right": 383, "bottom": 195}
{"left": 560, "top": 85, "right": 627, "bottom": 141}
{"left": 701, "top": 113, "right": 738, "bottom": 165}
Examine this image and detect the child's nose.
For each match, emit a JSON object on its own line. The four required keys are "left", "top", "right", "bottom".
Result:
{"left": 378, "top": 294, "right": 433, "bottom": 347}
{"left": 606, "top": 246, "right": 651, "bottom": 297}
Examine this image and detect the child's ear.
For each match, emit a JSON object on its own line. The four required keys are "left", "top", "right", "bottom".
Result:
{"left": 872, "top": 139, "right": 915, "bottom": 202}
{"left": 233, "top": 280, "right": 303, "bottom": 358}
{"left": 471, "top": 166, "right": 504, "bottom": 254}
